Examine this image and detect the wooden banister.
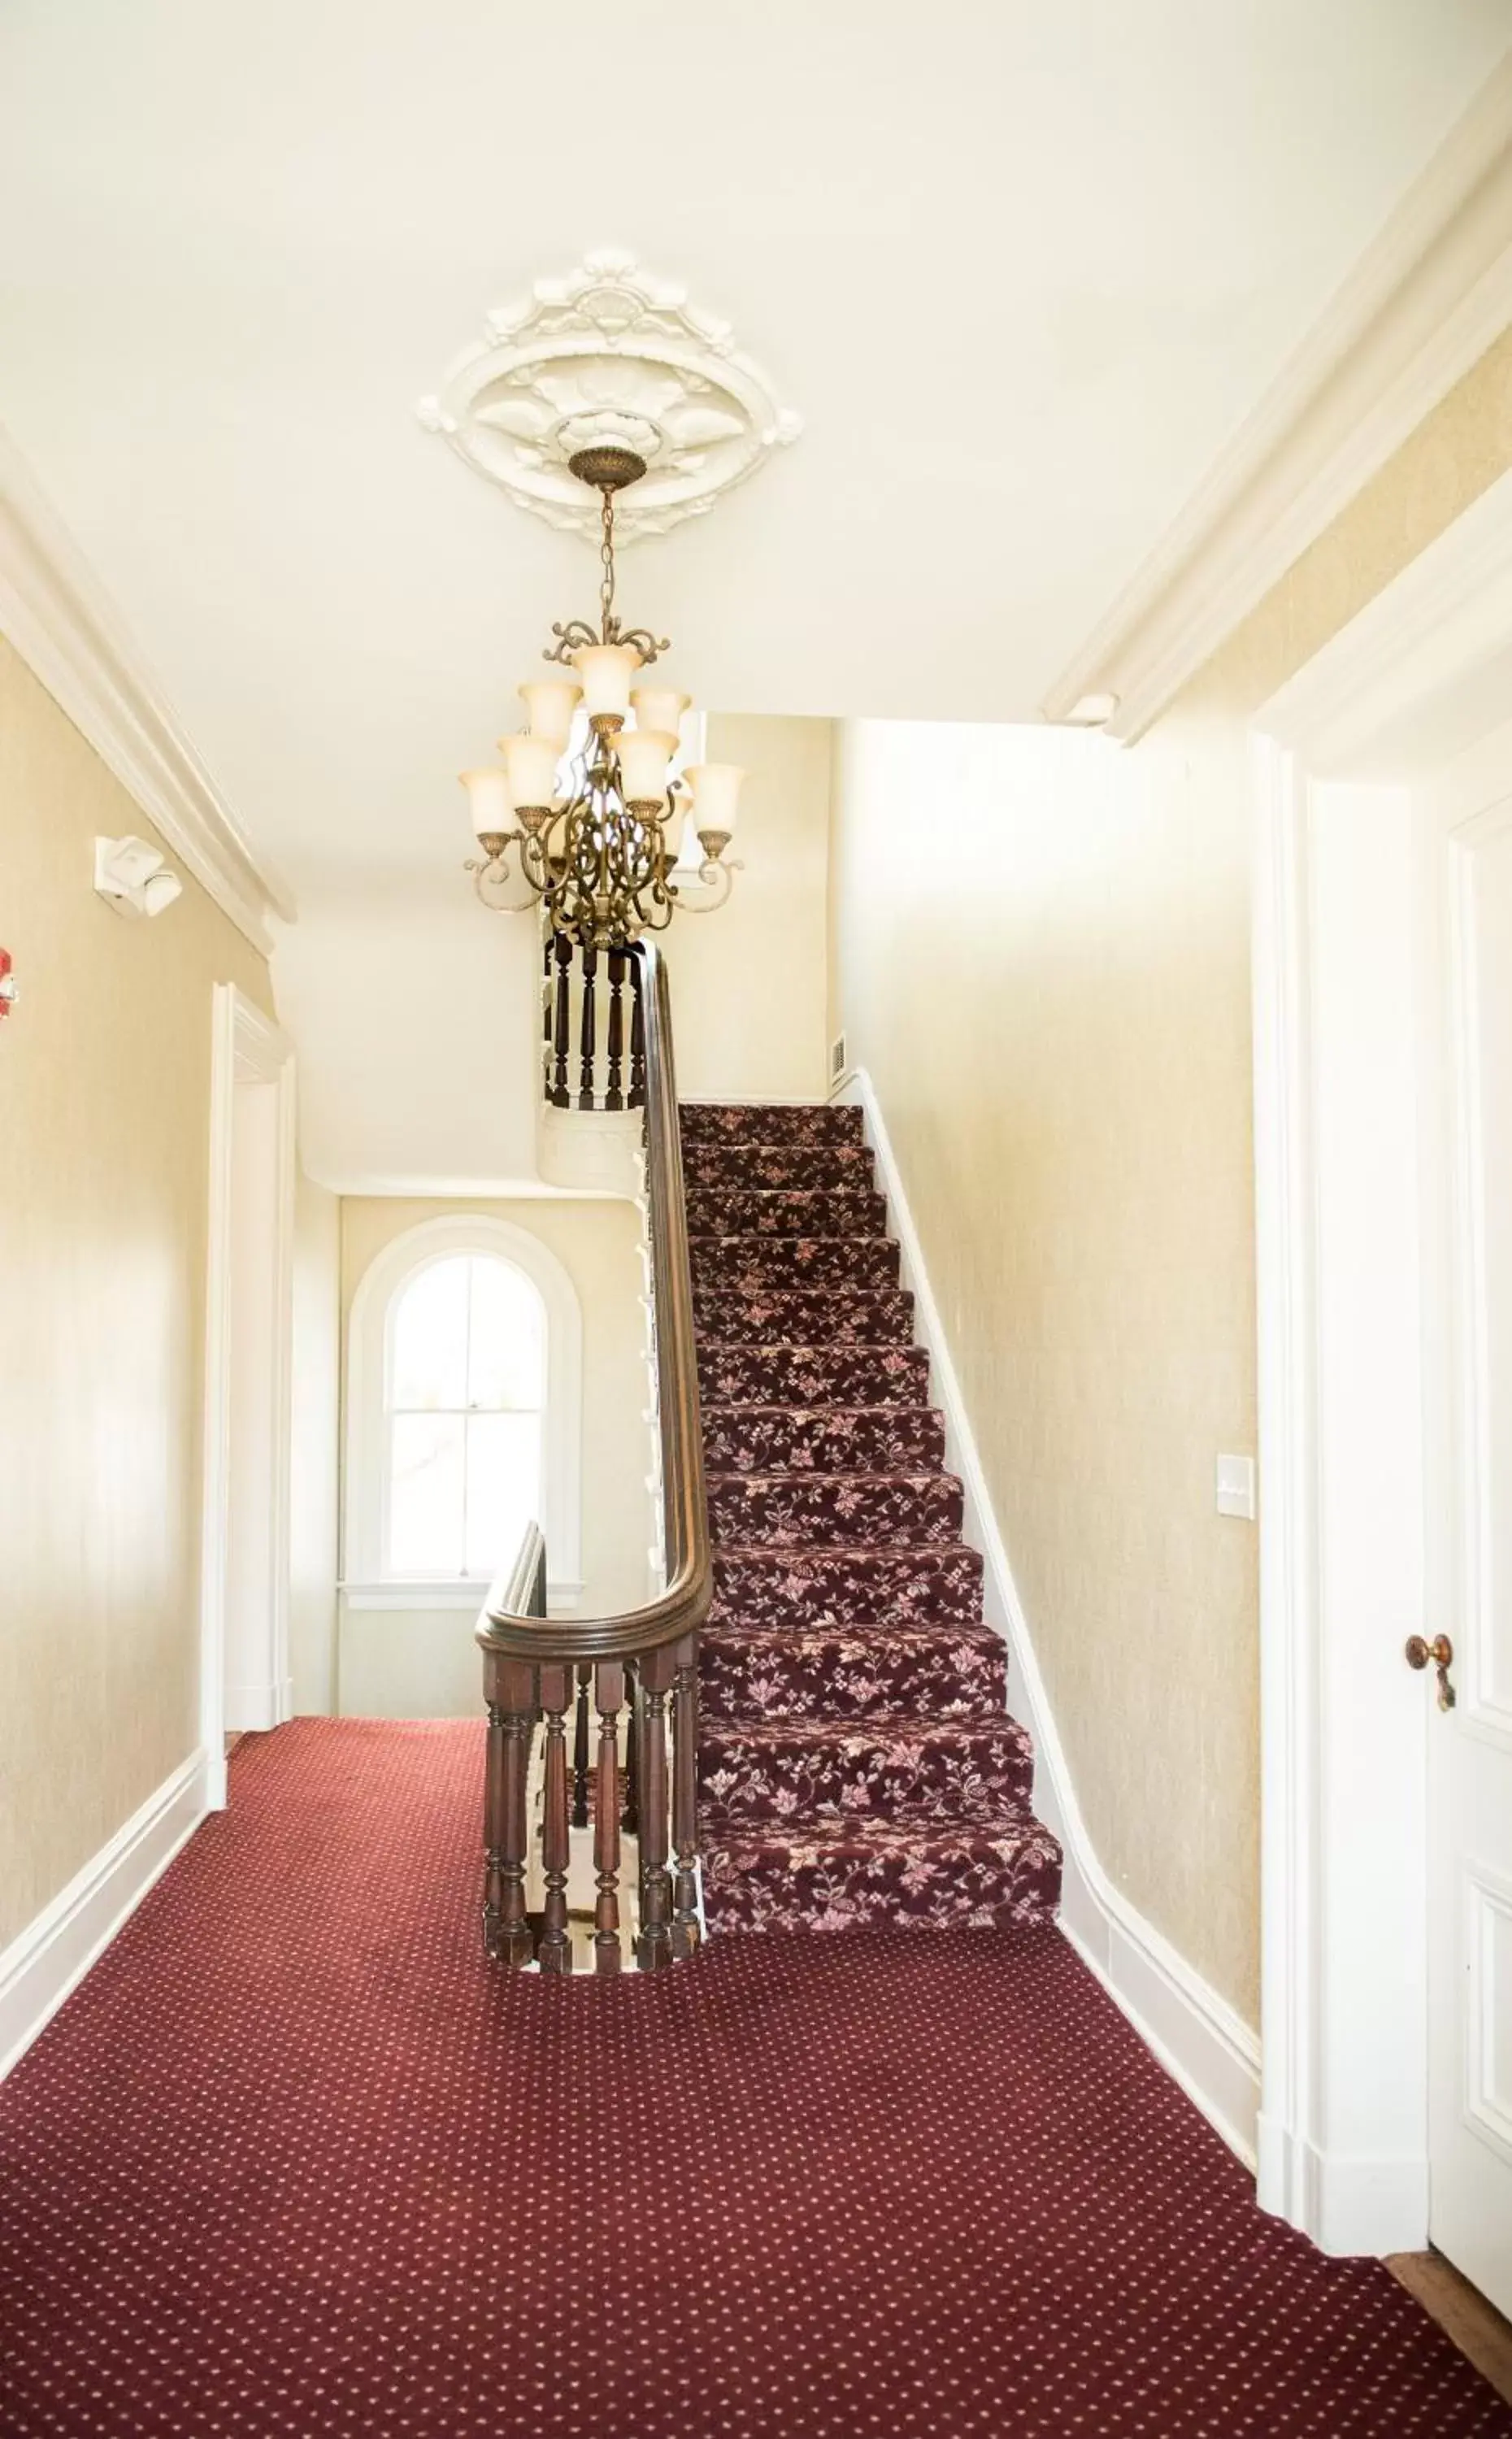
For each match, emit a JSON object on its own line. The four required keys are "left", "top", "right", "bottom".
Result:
{"left": 476, "top": 941, "right": 710, "bottom": 1969}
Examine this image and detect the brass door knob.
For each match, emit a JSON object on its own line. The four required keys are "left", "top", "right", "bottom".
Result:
{"left": 1406, "top": 1633, "right": 1456, "bottom": 1711}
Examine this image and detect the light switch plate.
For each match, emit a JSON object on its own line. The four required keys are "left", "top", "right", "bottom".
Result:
{"left": 1216, "top": 1454, "right": 1257, "bottom": 1520}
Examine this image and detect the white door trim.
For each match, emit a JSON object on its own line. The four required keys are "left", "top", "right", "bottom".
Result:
{"left": 202, "top": 984, "right": 297, "bottom": 1803}
{"left": 1251, "top": 465, "right": 1512, "bottom": 2254}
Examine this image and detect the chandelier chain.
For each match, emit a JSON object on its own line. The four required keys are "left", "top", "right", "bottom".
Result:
{"left": 600, "top": 489, "right": 617, "bottom": 640}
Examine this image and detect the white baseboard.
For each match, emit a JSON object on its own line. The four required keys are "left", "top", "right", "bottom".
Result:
{"left": 836, "top": 1067, "right": 1262, "bottom": 2169}
{"left": 0, "top": 1747, "right": 211, "bottom": 2082}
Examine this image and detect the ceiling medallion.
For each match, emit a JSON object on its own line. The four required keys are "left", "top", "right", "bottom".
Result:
{"left": 416, "top": 250, "right": 802, "bottom": 541}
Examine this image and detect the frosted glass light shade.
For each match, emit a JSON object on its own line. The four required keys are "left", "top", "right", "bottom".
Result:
{"left": 658, "top": 801, "right": 686, "bottom": 863}
{"left": 684, "top": 763, "right": 745, "bottom": 836}
{"left": 572, "top": 642, "right": 641, "bottom": 718}
{"left": 616, "top": 728, "right": 677, "bottom": 806}
{"left": 517, "top": 678, "right": 581, "bottom": 747}
{"left": 460, "top": 767, "right": 513, "bottom": 840}
{"left": 629, "top": 685, "right": 690, "bottom": 738}
{"left": 502, "top": 733, "right": 560, "bottom": 809}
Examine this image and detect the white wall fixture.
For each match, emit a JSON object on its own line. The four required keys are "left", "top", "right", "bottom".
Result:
{"left": 93, "top": 833, "right": 184, "bottom": 920}
{"left": 417, "top": 250, "right": 802, "bottom": 541}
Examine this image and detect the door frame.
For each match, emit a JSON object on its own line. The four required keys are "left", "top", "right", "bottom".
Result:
{"left": 201, "top": 982, "right": 297, "bottom": 1806}
{"left": 1251, "top": 465, "right": 1512, "bottom": 2255}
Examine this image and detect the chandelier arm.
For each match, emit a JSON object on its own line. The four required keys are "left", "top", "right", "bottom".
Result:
{"left": 674, "top": 858, "right": 741, "bottom": 915}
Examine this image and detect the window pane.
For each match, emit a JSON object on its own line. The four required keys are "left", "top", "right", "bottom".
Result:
{"left": 390, "top": 1256, "right": 469, "bottom": 1411}
{"left": 466, "top": 1259, "right": 545, "bottom": 1411}
{"left": 389, "top": 1412, "right": 465, "bottom": 1574}
{"left": 463, "top": 1411, "right": 542, "bottom": 1580}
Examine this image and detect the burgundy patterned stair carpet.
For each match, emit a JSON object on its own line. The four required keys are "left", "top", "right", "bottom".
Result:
{"left": 1, "top": 1722, "right": 1506, "bottom": 2438}
{"left": 684, "top": 1098, "right": 1062, "bottom": 1933}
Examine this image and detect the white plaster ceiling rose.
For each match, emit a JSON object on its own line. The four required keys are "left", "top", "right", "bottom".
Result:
{"left": 416, "top": 250, "right": 801, "bottom": 540}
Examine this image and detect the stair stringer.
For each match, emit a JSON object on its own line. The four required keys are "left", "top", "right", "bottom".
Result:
{"left": 832, "top": 1067, "right": 1262, "bottom": 2171}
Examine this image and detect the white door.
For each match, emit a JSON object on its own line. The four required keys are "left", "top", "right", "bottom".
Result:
{"left": 1418, "top": 719, "right": 1512, "bottom": 2317}
{"left": 203, "top": 985, "right": 296, "bottom": 1788}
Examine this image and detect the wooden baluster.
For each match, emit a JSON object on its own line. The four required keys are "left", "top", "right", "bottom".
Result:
{"left": 635, "top": 1643, "right": 676, "bottom": 1972}
{"left": 621, "top": 1659, "right": 640, "bottom": 1835}
{"left": 541, "top": 934, "right": 554, "bottom": 1102}
{"left": 571, "top": 1663, "right": 592, "bottom": 1828}
{"left": 537, "top": 1663, "right": 574, "bottom": 1973}
{"left": 628, "top": 953, "right": 646, "bottom": 1110}
{"left": 671, "top": 1633, "right": 702, "bottom": 1959}
{"left": 593, "top": 1661, "right": 625, "bottom": 1973}
{"left": 552, "top": 934, "right": 573, "bottom": 1108}
{"left": 604, "top": 949, "right": 626, "bottom": 1111}
{"left": 578, "top": 944, "right": 598, "bottom": 1109}
{"left": 482, "top": 1652, "right": 537, "bottom": 1967}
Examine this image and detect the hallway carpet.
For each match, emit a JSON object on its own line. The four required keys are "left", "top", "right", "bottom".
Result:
{"left": 1, "top": 1724, "right": 1507, "bottom": 2437}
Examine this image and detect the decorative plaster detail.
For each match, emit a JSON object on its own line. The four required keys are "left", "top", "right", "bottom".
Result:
{"left": 416, "top": 251, "right": 802, "bottom": 540}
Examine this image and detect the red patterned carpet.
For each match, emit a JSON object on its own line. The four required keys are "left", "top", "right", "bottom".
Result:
{"left": 1, "top": 1720, "right": 1506, "bottom": 2438}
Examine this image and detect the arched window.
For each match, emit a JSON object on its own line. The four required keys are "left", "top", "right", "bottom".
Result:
{"left": 345, "top": 1216, "right": 583, "bottom": 1611}
{"left": 385, "top": 1252, "right": 544, "bottom": 1579}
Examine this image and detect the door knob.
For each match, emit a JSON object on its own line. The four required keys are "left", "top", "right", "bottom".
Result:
{"left": 1405, "top": 1633, "right": 1456, "bottom": 1711}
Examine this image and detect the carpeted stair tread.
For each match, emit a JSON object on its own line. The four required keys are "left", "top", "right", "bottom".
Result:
{"left": 690, "top": 1234, "right": 901, "bottom": 1292}
{"left": 687, "top": 1185, "right": 888, "bottom": 1237}
{"left": 700, "top": 1403, "right": 947, "bottom": 1474}
{"left": 682, "top": 1141, "right": 876, "bottom": 1191}
{"left": 700, "top": 1811, "right": 1063, "bottom": 1933}
{"left": 686, "top": 1091, "right": 1059, "bottom": 1939}
{"left": 679, "top": 1101, "right": 864, "bottom": 1147}
{"left": 699, "top": 1618, "right": 1008, "bottom": 1719}
{"left": 711, "top": 1542, "right": 984, "bottom": 1626}
{"left": 700, "top": 1711, "right": 1034, "bottom": 1826}
{"left": 693, "top": 1287, "right": 915, "bottom": 1346}
{"left": 707, "top": 1469, "right": 966, "bottom": 1547}
{"left": 697, "top": 1343, "right": 932, "bottom": 1408}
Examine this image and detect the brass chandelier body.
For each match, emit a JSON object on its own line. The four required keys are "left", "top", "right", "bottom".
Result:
{"left": 463, "top": 448, "right": 741, "bottom": 951}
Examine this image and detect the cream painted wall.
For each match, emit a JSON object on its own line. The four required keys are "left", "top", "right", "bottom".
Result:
{"left": 832, "top": 716, "right": 1260, "bottom": 2011}
{"left": 335, "top": 1193, "right": 654, "bottom": 1718}
{"left": 289, "top": 1169, "right": 340, "bottom": 1714}
{"left": 828, "top": 328, "right": 1512, "bottom": 2030}
{"left": 0, "top": 635, "right": 271, "bottom": 1953}
{"left": 663, "top": 714, "right": 832, "bottom": 1104}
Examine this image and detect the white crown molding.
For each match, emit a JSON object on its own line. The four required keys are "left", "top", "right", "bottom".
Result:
{"left": 1044, "top": 54, "right": 1512, "bottom": 747}
{"left": 0, "top": 421, "right": 293, "bottom": 954}
{"left": 832, "top": 1066, "right": 1262, "bottom": 2168}
{"left": 0, "top": 1747, "right": 210, "bottom": 2082}
{"left": 417, "top": 250, "right": 802, "bottom": 541}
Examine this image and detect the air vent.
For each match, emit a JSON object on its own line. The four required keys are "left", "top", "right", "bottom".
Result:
{"left": 829, "top": 1032, "right": 848, "bottom": 1085}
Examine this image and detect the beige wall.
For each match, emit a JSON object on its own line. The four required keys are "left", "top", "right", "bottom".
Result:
{"left": 334, "top": 1194, "right": 654, "bottom": 1717}
{"left": 828, "top": 330, "right": 1512, "bottom": 2029}
{"left": 0, "top": 636, "right": 271, "bottom": 1953}
{"left": 663, "top": 713, "right": 832, "bottom": 1104}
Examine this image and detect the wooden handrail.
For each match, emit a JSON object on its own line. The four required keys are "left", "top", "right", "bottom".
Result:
{"left": 476, "top": 942, "right": 711, "bottom": 1666}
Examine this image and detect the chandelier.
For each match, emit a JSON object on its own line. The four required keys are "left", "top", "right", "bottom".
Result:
{"left": 459, "top": 446, "right": 745, "bottom": 950}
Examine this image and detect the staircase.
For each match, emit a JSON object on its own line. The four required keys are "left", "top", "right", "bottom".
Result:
{"left": 685, "top": 1099, "right": 1062, "bottom": 1933}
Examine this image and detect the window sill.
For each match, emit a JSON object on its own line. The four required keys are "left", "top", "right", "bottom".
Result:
{"left": 340, "top": 1578, "right": 585, "bottom": 1615}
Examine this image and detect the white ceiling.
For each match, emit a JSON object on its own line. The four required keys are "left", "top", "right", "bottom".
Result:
{"left": 0, "top": 0, "right": 1506, "bottom": 893}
